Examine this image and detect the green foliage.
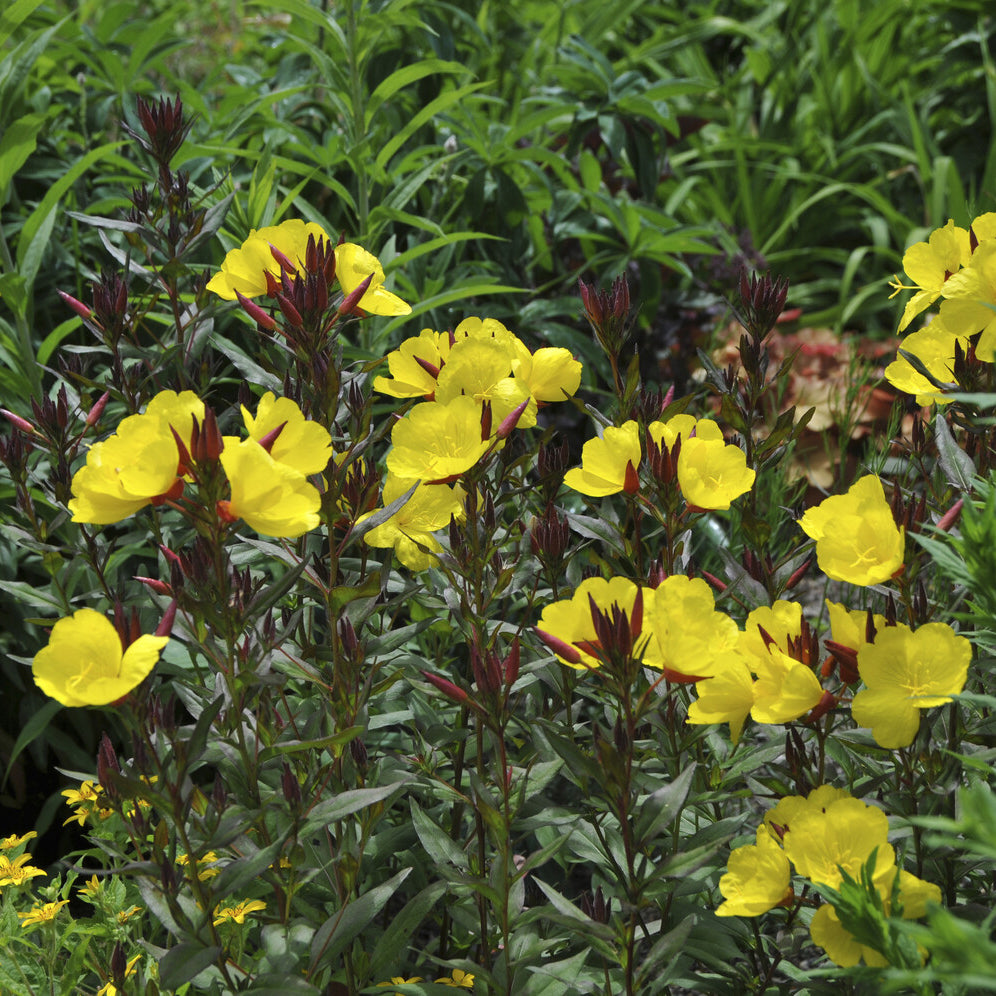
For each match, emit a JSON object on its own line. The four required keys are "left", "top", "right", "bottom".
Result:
{"left": 1, "top": 1, "right": 996, "bottom": 994}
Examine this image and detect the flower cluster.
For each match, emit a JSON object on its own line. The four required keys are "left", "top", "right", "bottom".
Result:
{"left": 69, "top": 389, "right": 330, "bottom": 539}
{"left": 716, "top": 786, "right": 940, "bottom": 967}
{"left": 365, "top": 318, "right": 581, "bottom": 569}
{"left": 563, "top": 415, "right": 755, "bottom": 510}
{"left": 887, "top": 211, "right": 996, "bottom": 400}
{"left": 0, "top": 832, "right": 46, "bottom": 889}
{"left": 206, "top": 219, "right": 411, "bottom": 316}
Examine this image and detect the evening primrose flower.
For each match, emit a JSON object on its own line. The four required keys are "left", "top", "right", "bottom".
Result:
{"left": 648, "top": 414, "right": 723, "bottom": 451}
{"left": 885, "top": 319, "right": 968, "bottom": 405}
{"left": 563, "top": 421, "right": 641, "bottom": 496}
{"left": 372, "top": 329, "right": 451, "bottom": 399}
{"left": 206, "top": 219, "right": 331, "bottom": 300}
{"left": 240, "top": 392, "right": 333, "bottom": 476}
{"left": 798, "top": 476, "right": 904, "bottom": 586}
{"left": 218, "top": 438, "right": 321, "bottom": 537}
{"left": 686, "top": 659, "right": 755, "bottom": 743}
{"left": 386, "top": 396, "right": 492, "bottom": 482}
{"left": 33, "top": 609, "right": 168, "bottom": 707}
{"left": 893, "top": 219, "right": 971, "bottom": 331}
{"left": 810, "top": 869, "right": 941, "bottom": 967}
{"left": 645, "top": 575, "right": 741, "bottom": 681}
{"left": 213, "top": 898, "right": 266, "bottom": 926}
{"left": 781, "top": 796, "right": 894, "bottom": 891}
{"left": 676, "top": 436, "right": 755, "bottom": 510}
{"left": 739, "top": 602, "right": 823, "bottom": 725}
{"left": 938, "top": 239, "right": 996, "bottom": 359}
{"left": 434, "top": 337, "right": 537, "bottom": 428}
{"left": 851, "top": 623, "right": 971, "bottom": 748}
{"left": 536, "top": 576, "right": 650, "bottom": 670}
{"left": 361, "top": 477, "right": 465, "bottom": 571}
{"left": 19, "top": 899, "right": 69, "bottom": 928}
{"left": 334, "top": 242, "right": 411, "bottom": 316}
{"left": 715, "top": 828, "right": 792, "bottom": 917}
{"left": 68, "top": 390, "right": 205, "bottom": 524}
{"left": 511, "top": 346, "right": 582, "bottom": 403}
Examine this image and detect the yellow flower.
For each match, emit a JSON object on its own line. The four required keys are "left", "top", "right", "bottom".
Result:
{"left": 334, "top": 242, "right": 412, "bottom": 316}
{"left": 645, "top": 575, "right": 741, "bottom": 681}
{"left": 511, "top": 346, "right": 582, "bottom": 403}
{"left": 781, "top": 796, "right": 894, "bottom": 891}
{"left": 361, "top": 477, "right": 466, "bottom": 571}
{"left": 563, "top": 421, "right": 642, "bottom": 496}
{"left": 809, "top": 869, "right": 941, "bottom": 967}
{"left": 207, "top": 219, "right": 331, "bottom": 300}
{"left": 33, "top": 609, "right": 168, "bottom": 707}
{"left": 885, "top": 318, "right": 968, "bottom": 405}
{"left": 763, "top": 785, "right": 852, "bottom": 840}
{"left": 676, "top": 436, "right": 755, "bottom": 510}
{"left": 116, "top": 905, "right": 143, "bottom": 924}
{"left": 213, "top": 898, "right": 266, "bottom": 926}
{"left": 240, "top": 392, "right": 333, "bottom": 476}
{"left": 0, "top": 831, "right": 36, "bottom": 851}
{"left": 851, "top": 623, "right": 971, "bottom": 748}
{"left": 372, "top": 329, "right": 451, "bottom": 399}
{"left": 648, "top": 414, "right": 724, "bottom": 451}
{"left": 715, "top": 828, "right": 792, "bottom": 917}
{"left": 739, "top": 602, "right": 823, "bottom": 725}
{"left": 68, "top": 390, "right": 205, "bottom": 524}
{"left": 0, "top": 852, "right": 46, "bottom": 887}
{"left": 62, "top": 780, "right": 104, "bottom": 825}
{"left": 95, "top": 954, "right": 142, "bottom": 996}
{"left": 218, "top": 438, "right": 321, "bottom": 537}
{"left": 18, "top": 899, "right": 69, "bottom": 928}
{"left": 536, "top": 576, "right": 650, "bottom": 671}
{"left": 937, "top": 239, "right": 996, "bottom": 360}
{"left": 78, "top": 874, "right": 101, "bottom": 899}
{"left": 825, "top": 601, "right": 887, "bottom": 653}
{"left": 797, "top": 475, "right": 904, "bottom": 586}
{"left": 434, "top": 337, "right": 537, "bottom": 429}
{"left": 177, "top": 850, "right": 222, "bottom": 882}
{"left": 686, "top": 659, "right": 755, "bottom": 743}
{"left": 377, "top": 978, "right": 423, "bottom": 993}
{"left": 386, "top": 396, "right": 492, "bottom": 483}
{"left": 436, "top": 969, "right": 475, "bottom": 988}
{"left": 894, "top": 219, "right": 971, "bottom": 331}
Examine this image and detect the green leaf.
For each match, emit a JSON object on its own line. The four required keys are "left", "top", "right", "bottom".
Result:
{"left": 0, "top": 112, "right": 46, "bottom": 196}
{"left": 375, "top": 81, "right": 491, "bottom": 171}
{"left": 366, "top": 60, "right": 470, "bottom": 128}
{"left": 934, "top": 413, "right": 975, "bottom": 491}
{"left": 368, "top": 880, "right": 448, "bottom": 977}
{"left": 3, "top": 698, "right": 61, "bottom": 789}
{"left": 301, "top": 780, "right": 409, "bottom": 836}
{"left": 158, "top": 943, "right": 222, "bottom": 989}
{"left": 310, "top": 867, "right": 412, "bottom": 969}
{"left": 210, "top": 838, "right": 288, "bottom": 901}
{"left": 0, "top": 0, "right": 46, "bottom": 50}
{"left": 634, "top": 763, "right": 696, "bottom": 845}
{"left": 410, "top": 800, "right": 467, "bottom": 868}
